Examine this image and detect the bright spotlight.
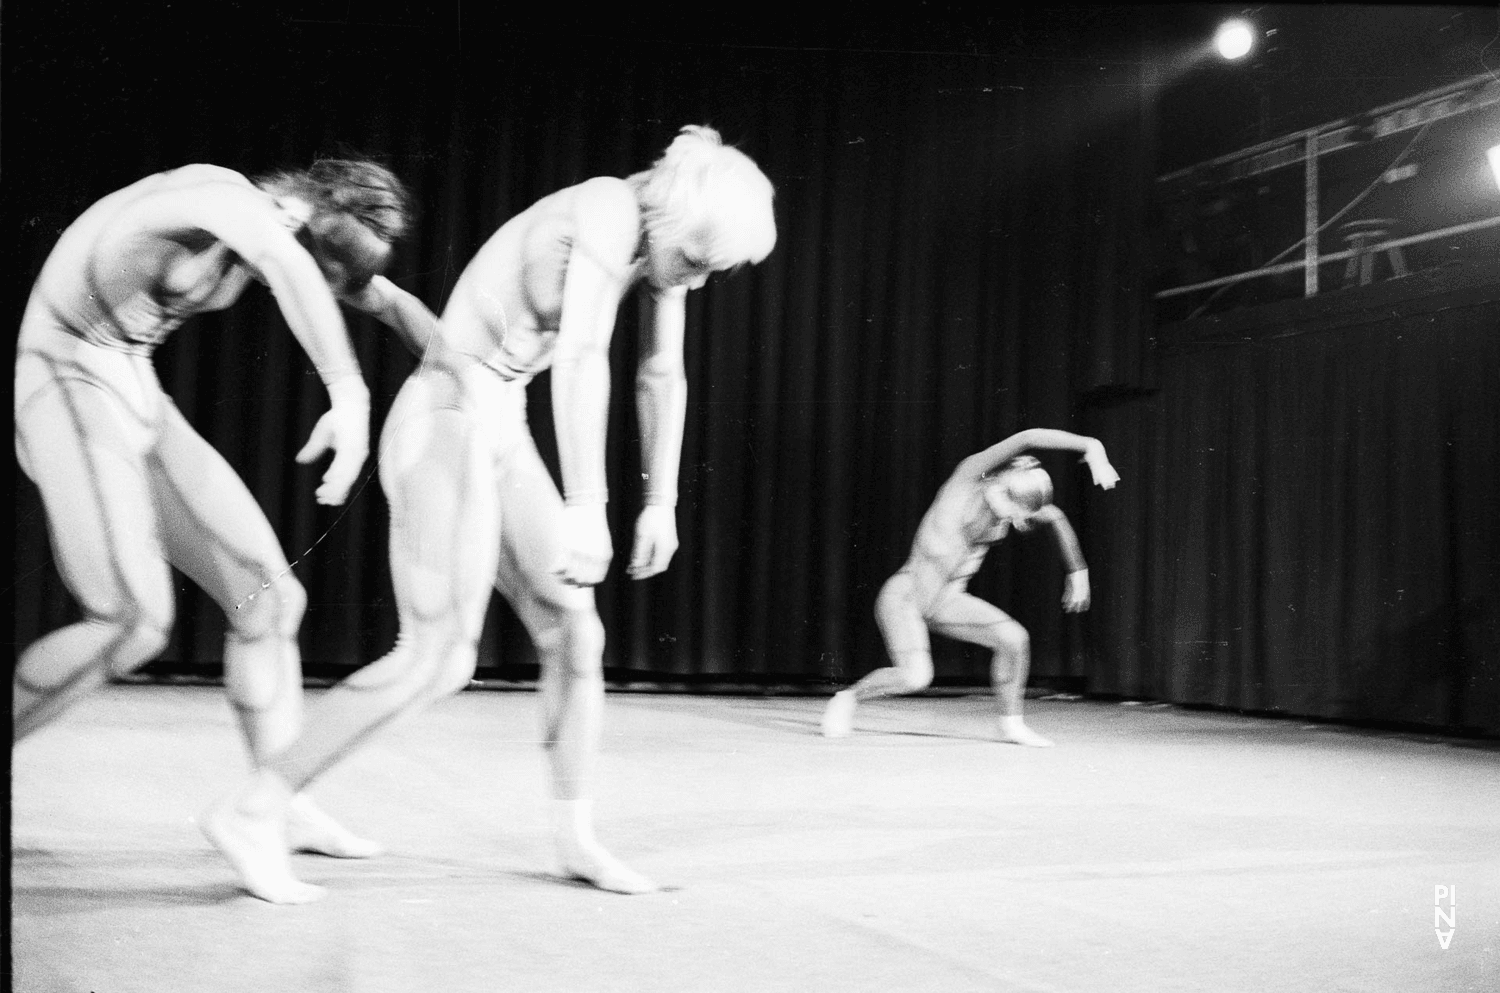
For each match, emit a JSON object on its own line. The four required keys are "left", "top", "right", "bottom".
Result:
{"left": 1488, "top": 144, "right": 1500, "bottom": 192}
{"left": 1215, "top": 18, "right": 1255, "bottom": 60}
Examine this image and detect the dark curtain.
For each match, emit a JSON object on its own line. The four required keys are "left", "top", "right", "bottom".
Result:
{"left": 1085, "top": 279, "right": 1500, "bottom": 735}
{"left": 8, "top": 7, "right": 1157, "bottom": 691}
{"left": 11, "top": 7, "right": 1494, "bottom": 734}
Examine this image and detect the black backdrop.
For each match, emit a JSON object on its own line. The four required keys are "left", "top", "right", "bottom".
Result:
{"left": 1087, "top": 276, "right": 1500, "bottom": 735}
{"left": 8, "top": 5, "right": 1498, "bottom": 733}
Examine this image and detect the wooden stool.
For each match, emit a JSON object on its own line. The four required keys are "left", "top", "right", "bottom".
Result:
{"left": 1341, "top": 219, "right": 1408, "bottom": 287}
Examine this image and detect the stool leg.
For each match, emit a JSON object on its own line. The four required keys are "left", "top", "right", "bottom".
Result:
{"left": 1388, "top": 246, "right": 1408, "bottom": 279}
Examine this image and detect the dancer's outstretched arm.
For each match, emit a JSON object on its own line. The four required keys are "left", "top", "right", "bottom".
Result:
{"left": 342, "top": 275, "right": 443, "bottom": 360}
{"left": 956, "top": 428, "right": 1120, "bottom": 490}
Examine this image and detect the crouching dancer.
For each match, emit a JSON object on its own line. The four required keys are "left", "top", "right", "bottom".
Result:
{"left": 822, "top": 429, "right": 1119, "bottom": 744}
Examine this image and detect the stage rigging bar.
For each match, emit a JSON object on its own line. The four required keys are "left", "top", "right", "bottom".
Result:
{"left": 1154, "top": 73, "right": 1500, "bottom": 303}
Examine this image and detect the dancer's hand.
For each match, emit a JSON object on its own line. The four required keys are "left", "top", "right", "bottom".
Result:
{"left": 555, "top": 504, "right": 613, "bottom": 587}
{"left": 628, "top": 505, "right": 679, "bottom": 580}
{"left": 296, "top": 380, "right": 371, "bottom": 506}
{"left": 1062, "top": 569, "right": 1091, "bottom": 612}
{"left": 1081, "top": 439, "right": 1120, "bottom": 490}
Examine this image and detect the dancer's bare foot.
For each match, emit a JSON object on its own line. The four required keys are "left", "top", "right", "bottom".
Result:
{"left": 287, "top": 794, "right": 383, "bottom": 859}
{"left": 559, "top": 836, "right": 658, "bottom": 894}
{"left": 201, "top": 770, "right": 325, "bottom": 904}
{"left": 997, "top": 715, "right": 1054, "bottom": 747}
{"left": 821, "top": 690, "right": 856, "bottom": 738}
{"left": 554, "top": 799, "right": 657, "bottom": 895}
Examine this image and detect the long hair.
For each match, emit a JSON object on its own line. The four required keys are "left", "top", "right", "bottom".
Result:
{"left": 629, "top": 126, "right": 776, "bottom": 268}
{"left": 256, "top": 158, "right": 412, "bottom": 242}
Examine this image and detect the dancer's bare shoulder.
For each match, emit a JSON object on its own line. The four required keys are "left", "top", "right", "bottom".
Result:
{"left": 562, "top": 177, "right": 642, "bottom": 258}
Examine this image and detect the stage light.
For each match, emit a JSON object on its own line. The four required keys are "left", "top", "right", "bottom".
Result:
{"left": 1215, "top": 19, "right": 1255, "bottom": 61}
{"left": 1488, "top": 144, "right": 1500, "bottom": 192}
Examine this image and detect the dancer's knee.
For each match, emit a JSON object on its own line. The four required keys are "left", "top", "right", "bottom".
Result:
{"left": 221, "top": 577, "right": 307, "bottom": 712}
{"left": 347, "top": 623, "right": 480, "bottom": 702}
{"left": 537, "top": 607, "right": 605, "bottom": 679}
{"left": 102, "top": 598, "right": 174, "bottom": 678}
{"left": 993, "top": 621, "right": 1029, "bottom": 657}
{"left": 228, "top": 573, "right": 306, "bottom": 642}
{"left": 564, "top": 609, "right": 606, "bottom": 677}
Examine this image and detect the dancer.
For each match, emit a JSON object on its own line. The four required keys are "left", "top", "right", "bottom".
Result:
{"left": 206, "top": 125, "right": 777, "bottom": 903}
{"left": 821, "top": 429, "right": 1119, "bottom": 744}
{"left": 14, "top": 158, "right": 427, "bottom": 872}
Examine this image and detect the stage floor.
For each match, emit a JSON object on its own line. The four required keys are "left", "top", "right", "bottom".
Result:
{"left": 12, "top": 684, "right": 1499, "bottom": 992}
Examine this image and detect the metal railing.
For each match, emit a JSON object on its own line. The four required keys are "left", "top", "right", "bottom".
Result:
{"left": 1154, "top": 73, "right": 1500, "bottom": 306}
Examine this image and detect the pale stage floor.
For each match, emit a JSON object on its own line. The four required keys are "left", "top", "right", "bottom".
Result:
{"left": 11, "top": 684, "right": 1499, "bottom": 992}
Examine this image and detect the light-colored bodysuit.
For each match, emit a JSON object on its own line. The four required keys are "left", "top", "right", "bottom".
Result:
{"left": 879, "top": 482, "right": 1034, "bottom": 661}
{"left": 269, "top": 177, "right": 658, "bottom": 797}
{"left": 825, "top": 429, "right": 1111, "bottom": 742}
{"left": 872, "top": 450, "right": 1088, "bottom": 702}
{"left": 13, "top": 165, "right": 361, "bottom": 757}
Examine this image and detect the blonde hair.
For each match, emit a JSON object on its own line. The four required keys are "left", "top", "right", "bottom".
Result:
{"left": 996, "top": 456, "right": 1053, "bottom": 512}
{"left": 629, "top": 125, "right": 777, "bottom": 269}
